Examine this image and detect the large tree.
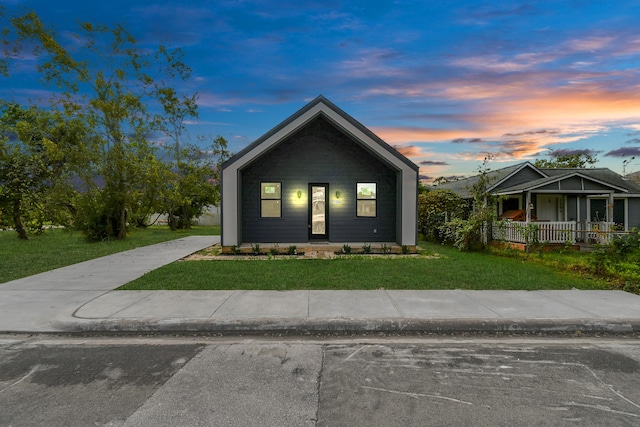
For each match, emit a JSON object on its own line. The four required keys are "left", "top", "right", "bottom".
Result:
{"left": 534, "top": 150, "right": 598, "bottom": 168}
{"left": 11, "top": 12, "right": 195, "bottom": 239}
{"left": 0, "top": 102, "right": 85, "bottom": 238}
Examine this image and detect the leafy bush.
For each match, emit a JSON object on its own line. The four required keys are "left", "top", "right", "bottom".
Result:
{"left": 611, "top": 228, "right": 640, "bottom": 258}
{"left": 438, "top": 218, "right": 484, "bottom": 251}
{"left": 417, "top": 189, "right": 465, "bottom": 241}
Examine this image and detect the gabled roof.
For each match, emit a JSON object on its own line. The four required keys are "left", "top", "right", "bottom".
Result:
{"left": 436, "top": 162, "right": 640, "bottom": 198}
{"left": 434, "top": 162, "right": 546, "bottom": 198}
{"left": 222, "top": 95, "right": 419, "bottom": 172}
{"left": 496, "top": 171, "right": 629, "bottom": 195}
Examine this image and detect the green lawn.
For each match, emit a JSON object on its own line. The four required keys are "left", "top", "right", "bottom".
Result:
{"left": 119, "top": 242, "right": 609, "bottom": 291}
{"left": 0, "top": 226, "right": 220, "bottom": 283}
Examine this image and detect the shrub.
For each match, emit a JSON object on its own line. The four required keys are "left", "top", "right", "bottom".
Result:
{"left": 611, "top": 228, "right": 640, "bottom": 258}
{"left": 417, "top": 190, "right": 465, "bottom": 242}
{"left": 439, "top": 218, "right": 484, "bottom": 251}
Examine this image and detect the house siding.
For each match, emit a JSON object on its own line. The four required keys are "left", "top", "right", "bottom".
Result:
{"left": 561, "top": 176, "right": 583, "bottom": 191}
{"left": 629, "top": 198, "right": 640, "bottom": 229}
{"left": 567, "top": 196, "right": 578, "bottom": 221}
{"left": 536, "top": 180, "right": 612, "bottom": 192}
{"left": 240, "top": 117, "right": 397, "bottom": 243}
{"left": 497, "top": 167, "right": 544, "bottom": 190}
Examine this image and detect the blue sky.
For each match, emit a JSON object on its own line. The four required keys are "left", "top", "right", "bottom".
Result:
{"left": 3, "top": 0, "right": 640, "bottom": 180}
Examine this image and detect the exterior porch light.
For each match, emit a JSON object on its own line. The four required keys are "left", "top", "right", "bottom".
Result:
{"left": 297, "top": 190, "right": 302, "bottom": 199}
{"left": 335, "top": 190, "right": 341, "bottom": 199}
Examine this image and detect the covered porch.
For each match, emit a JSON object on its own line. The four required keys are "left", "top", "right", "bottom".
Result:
{"left": 493, "top": 175, "right": 629, "bottom": 246}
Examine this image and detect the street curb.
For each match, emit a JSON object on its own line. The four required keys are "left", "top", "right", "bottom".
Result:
{"left": 48, "top": 317, "right": 640, "bottom": 335}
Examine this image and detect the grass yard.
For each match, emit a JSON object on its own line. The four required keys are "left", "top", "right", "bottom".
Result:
{"left": 0, "top": 226, "right": 220, "bottom": 283}
{"left": 119, "top": 242, "right": 610, "bottom": 291}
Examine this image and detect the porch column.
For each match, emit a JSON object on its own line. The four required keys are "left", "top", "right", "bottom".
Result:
{"left": 525, "top": 191, "right": 532, "bottom": 223}
{"left": 607, "top": 193, "right": 614, "bottom": 223}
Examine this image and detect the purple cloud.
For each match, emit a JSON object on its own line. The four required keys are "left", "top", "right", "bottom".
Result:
{"left": 605, "top": 147, "right": 640, "bottom": 157}
{"left": 419, "top": 160, "right": 449, "bottom": 166}
{"left": 451, "top": 138, "right": 483, "bottom": 144}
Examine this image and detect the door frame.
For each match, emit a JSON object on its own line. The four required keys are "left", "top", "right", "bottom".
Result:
{"left": 308, "top": 183, "right": 329, "bottom": 240}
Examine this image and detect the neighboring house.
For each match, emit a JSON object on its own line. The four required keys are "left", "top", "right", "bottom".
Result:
{"left": 221, "top": 95, "right": 419, "bottom": 249}
{"left": 437, "top": 162, "right": 640, "bottom": 244}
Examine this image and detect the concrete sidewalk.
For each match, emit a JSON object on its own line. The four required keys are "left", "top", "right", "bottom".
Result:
{"left": 2, "top": 235, "right": 640, "bottom": 334}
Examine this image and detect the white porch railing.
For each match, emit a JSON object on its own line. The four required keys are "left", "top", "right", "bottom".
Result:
{"left": 492, "top": 221, "right": 619, "bottom": 245}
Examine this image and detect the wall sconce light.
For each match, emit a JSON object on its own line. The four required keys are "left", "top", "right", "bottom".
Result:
{"left": 297, "top": 190, "right": 302, "bottom": 199}
{"left": 335, "top": 191, "right": 341, "bottom": 199}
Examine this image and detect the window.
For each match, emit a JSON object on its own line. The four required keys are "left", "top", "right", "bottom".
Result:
{"left": 356, "top": 182, "right": 376, "bottom": 217}
{"left": 261, "top": 182, "right": 281, "bottom": 218}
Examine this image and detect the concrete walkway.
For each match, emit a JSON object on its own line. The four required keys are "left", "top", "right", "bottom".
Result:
{"left": 2, "top": 235, "right": 640, "bottom": 334}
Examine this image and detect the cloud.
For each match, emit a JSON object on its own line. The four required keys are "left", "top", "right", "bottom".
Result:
{"left": 503, "top": 129, "right": 559, "bottom": 137}
{"left": 451, "top": 137, "right": 483, "bottom": 144}
{"left": 419, "top": 160, "right": 449, "bottom": 166}
{"left": 565, "top": 36, "right": 614, "bottom": 53}
{"left": 394, "top": 145, "right": 423, "bottom": 157}
{"left": 605, "top": 147, "right": 640, "bottom": 157}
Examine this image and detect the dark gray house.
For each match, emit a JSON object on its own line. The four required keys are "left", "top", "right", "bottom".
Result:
{"left": 221, "top": 96, "right": 419, "bottom": 249}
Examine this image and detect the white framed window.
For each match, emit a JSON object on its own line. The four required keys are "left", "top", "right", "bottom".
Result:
{"left": 356, "top": 182, "right": 376, "bottom": 217}
{"left": 261, "top": 182, "right": 281, "bottom": 218}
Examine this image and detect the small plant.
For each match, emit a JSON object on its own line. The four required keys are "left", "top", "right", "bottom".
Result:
{"left": 380, "top": 243, "right": 391, "bottom": 255}
{"left": 342, "top": 244, "right": 352, "bottom": 254}
{"left": 401, "top": 245, "right": 409, "bottom": 254}
{"left": 287, "top": 245, "right": 297, "bottom": 255}
{"left": 362, "top": 243, "right": 371, "bottom": 254}
{"left": 623, "top": 280, "right": 640, "bottom": 295}
{"left": 230, "top": 245, "right": 240, "bottom": 255}
{"left": 251, "top": 243, "right": 261, "bottom": 255}
{"left": 269, "top": 244, "right": 279, "bottom": 256}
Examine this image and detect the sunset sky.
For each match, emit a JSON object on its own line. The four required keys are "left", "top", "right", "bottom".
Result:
{"left": 2, "top": 0, "right": 640, "bottom": 181}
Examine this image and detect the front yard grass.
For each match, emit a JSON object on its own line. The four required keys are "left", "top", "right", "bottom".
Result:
{"left": 0, "top": 226, "right": 220, "bottom": 283}
{"left": 119, "top": 241, "right": 610, "bottom": 291}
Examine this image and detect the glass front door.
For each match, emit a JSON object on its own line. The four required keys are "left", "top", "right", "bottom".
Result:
{"left": 309, "top": 184, "right": 328, "bottom": 239}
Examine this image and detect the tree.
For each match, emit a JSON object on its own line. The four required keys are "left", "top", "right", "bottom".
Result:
{"left": 162, "top": 136, "right": 230, "bottom": 230}
{"left": 439, "top": 156, "right": 497, "bottom": 250}
{"left": 417, "top": 189, "right": 465, "bottom": 241}
{"left": 0, "top": 102, "right": 83, "bottom": 238}
{"left": 534, "top": 150, "right": 598, "bottom": 168}
{"left": 11, "top": 12, "right": 196, "bottom": 239}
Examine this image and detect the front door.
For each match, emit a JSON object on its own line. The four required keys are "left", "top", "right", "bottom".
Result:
{"left": 309, "top": 184, "right": 328, "bottom": 240}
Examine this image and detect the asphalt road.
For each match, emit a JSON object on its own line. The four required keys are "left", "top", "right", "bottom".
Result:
{"left": 1, "top": 335, "right": 640, "bottom": 426}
